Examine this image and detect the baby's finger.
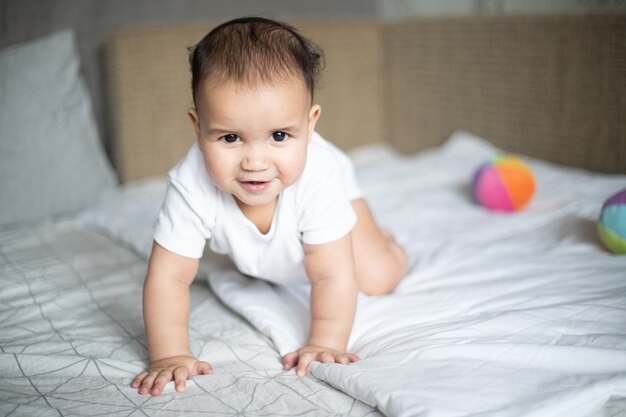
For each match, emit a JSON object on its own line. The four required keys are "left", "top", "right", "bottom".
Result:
{"left": 151, "top": 370, "right": 174, "bottom": 396}
{"left": 282, "top": 352, "right": 298, "bottom": 371}
{"left": 173, "top": 366, "right": 189, "bottom": 392}
{"left": 138, "top": 371, "right": 159, "bottom": 395}
{"left": 296, "top": 352, "right": 316, "bottom": 376}
{"left": 131, "top": 372, "right": 148, "bottom": 388}
{"left": 335, "top": 353, "right": 360, "bottom": 364}
{"left": 318, "top": 352, "right": 335, "bottom": 364}
{"left": 335, "top": 355, "right": 351, "bottom": 364}
{"left": 194, "top": 361, "right": 213, "bottom": 375}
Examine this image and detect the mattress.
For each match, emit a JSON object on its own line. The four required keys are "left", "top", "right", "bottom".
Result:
{"left": 1, "top": 132, "right": 625, "bottom": 416}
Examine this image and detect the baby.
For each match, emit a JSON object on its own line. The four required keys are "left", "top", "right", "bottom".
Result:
{"left": 132, "top": 16, "right": 408, "bottom": 396}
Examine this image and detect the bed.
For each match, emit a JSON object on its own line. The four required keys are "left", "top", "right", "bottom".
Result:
{"left": 1, "top": 14, "right": 625, "bottom": 417}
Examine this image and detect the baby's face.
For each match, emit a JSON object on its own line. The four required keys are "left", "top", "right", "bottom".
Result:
{"left": 189, "top": 77, "right": 320, "bottom": 213}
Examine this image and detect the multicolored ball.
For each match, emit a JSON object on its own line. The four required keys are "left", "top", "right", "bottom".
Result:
{"left": 472, "top": 155, "right": 536, "bottom": 212}
{"left": 598, "top": 188, "right": 626, "bottom": 254}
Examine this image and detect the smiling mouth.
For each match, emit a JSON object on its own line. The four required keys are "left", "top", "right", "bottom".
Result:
{"left": 239, "top": 180, "right": 272, "bottom": 193}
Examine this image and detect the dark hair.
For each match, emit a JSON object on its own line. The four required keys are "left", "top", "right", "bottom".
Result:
{"left": 189, "top": 17, "right": 324, "bottom": 105}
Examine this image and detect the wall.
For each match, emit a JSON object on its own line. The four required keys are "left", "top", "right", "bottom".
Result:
{"left": 378, "top": 0, "right": 626, "bottom": 18}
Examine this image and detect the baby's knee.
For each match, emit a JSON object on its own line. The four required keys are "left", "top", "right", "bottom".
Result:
{"left": 360, "top": 280, "right": 398, "bottom": 296}
{"left": 357, "top": 260, "right": 405, "bottom": 296}
{"left": 383, "top": 231, "right": 408, "bottom": 265}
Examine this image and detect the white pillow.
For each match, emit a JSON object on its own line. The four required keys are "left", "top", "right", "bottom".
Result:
{"left": 0, "top": 30, "right": 117, "bottom": 227}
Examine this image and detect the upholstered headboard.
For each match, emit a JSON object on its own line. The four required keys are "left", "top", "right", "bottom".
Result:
{"left": 384, "top": 14, "right": 626, "bottom": 174}
{"left": 105, "top": 14, "right": 625, "bottom": 183}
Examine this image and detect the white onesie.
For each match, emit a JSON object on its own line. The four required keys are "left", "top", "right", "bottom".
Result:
{"left": 153, "top": 132, "right": 362, "bottom": 285}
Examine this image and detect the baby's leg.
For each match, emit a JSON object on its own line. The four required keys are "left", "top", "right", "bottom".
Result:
{"left": 351, "top": 199, "right": 408, "bottom": 296}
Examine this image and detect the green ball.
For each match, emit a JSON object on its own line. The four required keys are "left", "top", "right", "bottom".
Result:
{"left": 598, "top": 188, "right": 626, "bottom": 254}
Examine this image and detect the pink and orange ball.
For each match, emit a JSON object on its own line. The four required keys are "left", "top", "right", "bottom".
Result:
{"left": 473, "top": 155, "right": 536, "bottom": 212}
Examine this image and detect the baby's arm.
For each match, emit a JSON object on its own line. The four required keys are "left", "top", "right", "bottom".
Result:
{"left": 282, "top": 234, "right": 360, "bottom": 375}
{"left": 131, "top": 242, "right": 212, "bottom": 396}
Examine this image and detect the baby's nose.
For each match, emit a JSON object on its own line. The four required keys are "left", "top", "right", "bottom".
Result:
{"left": 241, "top": 144, "right": 269, "bottom": 171}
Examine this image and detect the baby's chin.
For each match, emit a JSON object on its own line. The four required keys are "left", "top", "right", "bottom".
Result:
{"left": 232, "top": 182, "right": 283, "bottom": 207}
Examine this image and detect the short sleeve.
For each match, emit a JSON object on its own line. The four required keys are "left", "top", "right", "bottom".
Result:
{"left": 153, "top": 179, "right": 212, "bottom": 259}
{"left": 297, "top": 155, "right": 357, "bottom": 245}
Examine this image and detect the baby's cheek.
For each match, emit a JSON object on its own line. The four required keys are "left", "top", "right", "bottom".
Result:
{"left": 203, "top": 155, "right": 231, "bottom": 186}
{"left": 284, "top": 152, "right": 307, "bottom": 184}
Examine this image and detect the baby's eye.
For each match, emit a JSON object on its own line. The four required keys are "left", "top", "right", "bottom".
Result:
{"left": 221, "top": 134, "right": 240, "bottom": 143}
{"left": 271, "top": 131, "right": 289, "bottom": 142}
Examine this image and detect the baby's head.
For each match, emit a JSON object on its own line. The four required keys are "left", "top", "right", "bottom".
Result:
{"left": 189, "top": 16, "right": 324, "bottom": 106}
{"left": 187, "top": 17, "right": 325, "bottom": 211}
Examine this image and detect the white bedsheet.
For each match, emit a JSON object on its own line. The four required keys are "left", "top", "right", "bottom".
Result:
{"left": 76, "top": 132, "right": 626, "bottom": 416}
{"left": 0, "top": 215, "right": 378, "bottom": 416}
{"left": 207, "top": 132, "right": 626, "bottom": 417}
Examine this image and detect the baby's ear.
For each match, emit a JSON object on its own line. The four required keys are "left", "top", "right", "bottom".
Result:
{"left": 307, "top": 104, "right": 321, "bottom": 140}
{"left": 188, "top": 108, "right": 201, "bottom": 140}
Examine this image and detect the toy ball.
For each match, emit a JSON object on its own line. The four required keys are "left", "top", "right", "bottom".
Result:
{"left": 472, "top": 155, "right": 536, "bottom": 212}
{"left": 598, "top": 188, "right": 626, "bottom": 254}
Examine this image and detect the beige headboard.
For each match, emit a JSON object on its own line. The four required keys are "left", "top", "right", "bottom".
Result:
{"left": 105, "top": 14, "right": 625, "bottom": 183}
{"left": 385, "top": 14, "right": 626, "bottom": 174}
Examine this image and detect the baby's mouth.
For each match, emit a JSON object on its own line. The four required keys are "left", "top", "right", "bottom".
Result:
{"left": 239, "top": 179, "right": 272, "bottom": 193}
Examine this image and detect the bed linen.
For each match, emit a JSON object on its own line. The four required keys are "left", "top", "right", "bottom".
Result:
{"left": 81, "top": 132, "right": 626, "bottom": 416}
{"left": 206, "top": 132, "right": 626, "bottom": 417}
{"left": 0, "top": 224, "right": 380, "bottom": 415}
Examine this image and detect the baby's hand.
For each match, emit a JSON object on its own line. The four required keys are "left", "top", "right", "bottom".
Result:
{"left": 282, "top": 345, "right": 359, "bottom": 376}
{"left": 131, "top": 355, "right": 212, "bottom": 396}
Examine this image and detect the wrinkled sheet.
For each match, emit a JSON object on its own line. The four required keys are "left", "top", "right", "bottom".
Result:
{"left": 207, "top": 132, "right": 626, "bottom": 417}
{"left": 0, "top": 225, "right": 379, "bottom": 416}
{"left": 48, "top": 131, "right": 626, "bottom": 416}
